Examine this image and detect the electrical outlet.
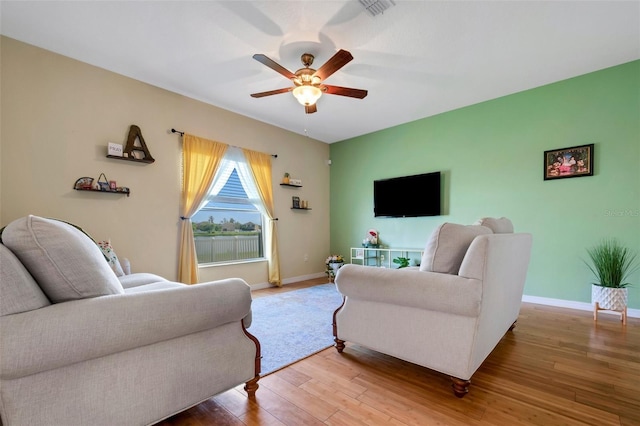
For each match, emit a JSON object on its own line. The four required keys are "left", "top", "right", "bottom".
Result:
{"left": 304, "top": 254, "right": 308, "bottom": 262}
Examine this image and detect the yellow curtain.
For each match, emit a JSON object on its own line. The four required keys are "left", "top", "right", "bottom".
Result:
{"left": 179, "top": 134, "right": 228, "bottom": 284}
{"left": 242, "top": 148, "right": 281, "bottom": 286}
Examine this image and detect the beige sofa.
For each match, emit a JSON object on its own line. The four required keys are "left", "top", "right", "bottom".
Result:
{"left": 333, "top": 218, "right": 532, "bottom": 397}
{"left": 0, "top": 215, "right": 260, "bottom": 426}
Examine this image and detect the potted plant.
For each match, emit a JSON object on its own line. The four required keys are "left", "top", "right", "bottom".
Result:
{"left": 393, "top": 257, "right": 410, "bottom": 268}
{"left": 282, "top": 172, "right": 290, "bottom": 184}
{"left": 325, "top": 254, "right": 345, "bottom": 282}
{"left": 585, "top": 238, "right": 638, "bottom": 324}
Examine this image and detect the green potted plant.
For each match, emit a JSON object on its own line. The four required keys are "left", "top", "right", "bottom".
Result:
{"left": 585, "top": 238, "right": 638, "bottom": 324}
{"left": 325, "top": 254, "right": 345, "bottom": 282}
{"left": 282, "top": 172, "right": 290, "bottom": 184}
{"left": 393, "top": 257, "right": 410, "bottom": 268}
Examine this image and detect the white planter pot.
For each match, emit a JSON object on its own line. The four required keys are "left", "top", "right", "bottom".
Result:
{"left": 591, "top": 285, "right": 628, "bottom": 311}
{"left": 330, "top": 262, "right": 344, "bottom": 271}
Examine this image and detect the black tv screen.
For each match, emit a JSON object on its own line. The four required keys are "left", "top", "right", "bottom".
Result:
{"left": 374, "top": 171, "right": 441, "bottom": 217}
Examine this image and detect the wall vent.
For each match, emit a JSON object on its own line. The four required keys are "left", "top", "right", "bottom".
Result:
{"left": 359, "top": 0, "right": 396, "bottom": 16}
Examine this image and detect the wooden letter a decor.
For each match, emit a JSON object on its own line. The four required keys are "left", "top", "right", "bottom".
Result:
{"left": 124, "top": 125, "right": 155, "bottom": 163}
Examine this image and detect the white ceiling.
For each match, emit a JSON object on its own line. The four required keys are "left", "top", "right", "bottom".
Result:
{"left": 2, "top": 1, "right": 639, "bottom": 143}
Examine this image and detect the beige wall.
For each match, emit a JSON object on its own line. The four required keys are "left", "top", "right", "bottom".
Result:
{"left": 0, "top": 37, "right": 330, "bottom": 287}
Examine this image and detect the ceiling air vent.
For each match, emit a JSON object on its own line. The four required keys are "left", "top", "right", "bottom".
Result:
{"left": 359, "top": 0, "right": 396, "bottom": 16}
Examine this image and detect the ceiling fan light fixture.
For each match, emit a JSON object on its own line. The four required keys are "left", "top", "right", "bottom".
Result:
{"left": 293, "top": 85, "right": 322, "bottom": 106}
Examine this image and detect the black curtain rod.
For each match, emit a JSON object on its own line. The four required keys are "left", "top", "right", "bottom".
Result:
{"left": 171, "top": 128, "right": 277, "bottom": 158}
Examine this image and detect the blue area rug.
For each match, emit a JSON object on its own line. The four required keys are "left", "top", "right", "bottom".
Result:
{"left": 248, "top": 283, "right": 344, "bottom": 375}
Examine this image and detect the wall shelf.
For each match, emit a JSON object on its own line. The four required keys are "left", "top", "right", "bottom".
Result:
{"left": 106, "top": 155, "right": 154, "bottom": 164}
{"left": 280, "top": 183, "right": 302, "bottom": 188}
{"left": 74, "top": 188, "right": 130, "bottom": 197}
{"left": 291, "top": 207, "right": 311, "bottom": 210}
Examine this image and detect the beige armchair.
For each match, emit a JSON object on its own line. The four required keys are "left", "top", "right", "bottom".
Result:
{"left": 0, "top": 215, "right": 260, "bottom": 426}
{"left": 333, "top": 220, "right": 532, "bottom": 397}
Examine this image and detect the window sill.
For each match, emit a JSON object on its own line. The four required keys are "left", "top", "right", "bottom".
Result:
{"left": 198, "top": 258, "right": 267, "bottom": 268}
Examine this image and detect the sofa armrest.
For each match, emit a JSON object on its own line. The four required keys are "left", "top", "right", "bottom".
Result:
{"left": 0, "top": 278, "right": 252, "bottom": 379}
{"left": 335, "top": 264, "right": 482, "bottom": 317}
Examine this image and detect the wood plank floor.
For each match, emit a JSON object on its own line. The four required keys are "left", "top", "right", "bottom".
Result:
{"left": 158, "top": 279, "right": 640, "bottom": 426}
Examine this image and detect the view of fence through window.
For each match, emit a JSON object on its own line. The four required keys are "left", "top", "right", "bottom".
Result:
{"left": 191, "top": 168, "right": 265, "bottom": 264}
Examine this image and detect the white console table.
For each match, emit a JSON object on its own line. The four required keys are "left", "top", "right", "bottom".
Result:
{"left": 350, "top": 247, "right": 424, "bottom": 268}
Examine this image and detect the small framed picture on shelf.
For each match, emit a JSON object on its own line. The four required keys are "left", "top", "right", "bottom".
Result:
{"left": 292, "top": 196, "right": 300, "bottom": 208}
{"left": 109, "top": 180, "right": 117, "bottom": 190}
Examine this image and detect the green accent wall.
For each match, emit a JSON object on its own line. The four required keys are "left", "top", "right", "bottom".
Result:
{"left": 330, "top": 60, "right": 640, "bottom": 309}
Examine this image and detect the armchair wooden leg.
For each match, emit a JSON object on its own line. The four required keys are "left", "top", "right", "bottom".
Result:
{"left": 451, "top": 377, "right": 470, "bottom": 398}
{"left": 244, "top": 376, "right": 259, "bottom": 398}
{"left": 509, "top": 320, "right": 517, "bottom": 331}
{"left": 333, "top": 297, "right": 346, "bottom": 353}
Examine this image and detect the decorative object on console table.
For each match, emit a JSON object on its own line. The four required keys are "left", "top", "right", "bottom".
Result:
{"left": 543, "top": 143, "right": 593, "bottom": 180}
{"left": 585, "top": 238, "right": 638, "bottom": 325}
{"left": 362, "top": 228, "right": 379, "bottom": 248}
{"left": 393, "top": 257, "right": 410, "bottom": 268}
{"left": 325, "top": 254, "right": 345, "bottom": 282}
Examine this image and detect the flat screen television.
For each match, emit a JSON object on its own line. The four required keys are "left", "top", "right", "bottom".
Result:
{"left": 373, "top": 171, "right": 441, "bottom": 217}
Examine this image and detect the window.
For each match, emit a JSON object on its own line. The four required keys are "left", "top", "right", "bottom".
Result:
{"left": 191, "top": 148, "right": 266, "bottom": 264}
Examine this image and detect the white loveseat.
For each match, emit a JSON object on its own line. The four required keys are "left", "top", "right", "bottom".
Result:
{"left": 333, "top": 218, "right": 532, "bottom": 397}
{"left": 0, "top": 215, "right": 260, "bottom": 426}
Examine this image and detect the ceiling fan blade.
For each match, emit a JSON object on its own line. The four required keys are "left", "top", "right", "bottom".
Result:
{"left": 305, "top": 104, "right": 317, "bottom": 114}
{"left": 321, "top": 85, "right": 368, "bottom": 99}
{"left": 250, "top": 87, "right": 293, "bottom": 98}
{"left": 252, "top": 54, "right": 296, "bottom": 80}
{"left": 313, "top": 49, "right": 354, "bottom": 81}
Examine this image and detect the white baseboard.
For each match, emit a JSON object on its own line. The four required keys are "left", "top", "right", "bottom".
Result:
{"left": 522, "top": 294, "right": 640, "bottom": 319}
{"left": 250, "top": 272, "right": 326, "bottom": 291}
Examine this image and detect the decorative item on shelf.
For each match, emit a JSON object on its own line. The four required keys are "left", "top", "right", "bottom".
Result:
{"left": 73, "top": 175, "right": 130, "bottom": 196}
{"left": 107, "top": 124, "right": 155, "bottom": 163}
{"left": 362, "top": 228, "right": 379, "bottom": 248}
{"left": 74, "top": 177, "right": 94, "bottom": 190}
{"left": 393, "top": 257, "right": 410, "bottom": 269}
{"left": 282, "top": 172, "right": 290, "bottom": 184}
{"left": 325, "top": 254, "right": 345, "bottom": 282}
{"left": 97, "top": 173, "right": 110, "bottom": 191}
{"left": 292, "top": 196, "right": 300, "bottom": 209}
{"left": 585, "top": 238, "right": 638, "bottom": 325}
{"left": 107, "top": 142, "right": 123, "bottom": 157}
{"left": 289, "top": 178, "right": 302, "bottom": 186}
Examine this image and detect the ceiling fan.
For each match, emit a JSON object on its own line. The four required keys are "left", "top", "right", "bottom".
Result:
{"left": 250, "top": 49, "right": 368, "bottom": 114}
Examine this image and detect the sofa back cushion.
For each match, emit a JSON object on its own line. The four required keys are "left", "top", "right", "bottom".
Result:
{"left": 2, "top": 215, "right": 124, "bottom": 303}
{"left": 474, "top": 217, "right": 514, "bottom": 234}
{"left": 420, "top": 223, "right": 493, "bottom": 274}
{"left": 0, "top": 244, "right": 51, "bottom": 315}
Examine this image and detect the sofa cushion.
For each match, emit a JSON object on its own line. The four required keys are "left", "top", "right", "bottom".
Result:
{"left": 474, "top": 217, "right": 514, "bottom": 234}
{"left": 0, "top": 244, "right": 51, "bottom": 315}
{"left": 2, "top": 215, "right": 124, "bottom": 303}
{"left": 420, "top": 223, "right": 493, "bottom": 274}
{"left": 118, "top": 273, "right": 169, "bottom": 289}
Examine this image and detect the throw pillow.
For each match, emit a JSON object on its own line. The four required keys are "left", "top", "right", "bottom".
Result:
{"left": 2, "top": 215, "right": 124, "bottom": 303}
{"left": 420, "top": 223, "right": 493, "bottom": 274}
{"left": 97, "top": 240, "right": 125, "bottom": 276}
{"left": 474, "top": 217, "right": 514, "bottom": 234}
